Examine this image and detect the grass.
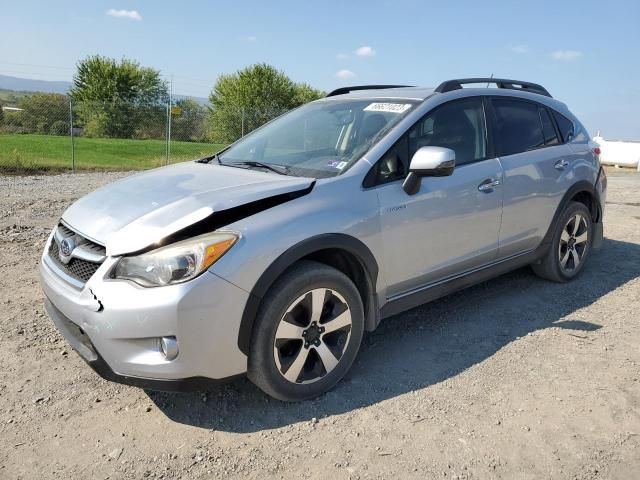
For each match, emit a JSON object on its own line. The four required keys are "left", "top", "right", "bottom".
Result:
{"left": 0, "top": 134, "right": 226, "bottom": 173}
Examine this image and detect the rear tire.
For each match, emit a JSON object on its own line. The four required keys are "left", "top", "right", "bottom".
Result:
{"left": 247, "top": 261, "right": 364, "bottom": 401}
{"left": 532, "top": 201, "right": 593, "bottom": 282}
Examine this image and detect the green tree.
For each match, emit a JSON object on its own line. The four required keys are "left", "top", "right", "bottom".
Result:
{"left": 171, "top": 98, "right": 207, "bottom": 141}
{"left": 16, "top": 93, "right": 69, "bottom": 135}
{"left": 293, "top": 83, "right": 325, "bottom": 104}
{"left": 70, "top": 55, "right": 168, "bottom": 138}
{"left": 207, "top": 63, "right": 324, "bottom": 143}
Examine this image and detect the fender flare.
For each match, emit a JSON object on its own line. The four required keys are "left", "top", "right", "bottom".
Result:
{"left": 539, "top": 179, "right": 601, "bottom": 249}
{"left": 237, "top": 233, "right": 379, "bottom": 355}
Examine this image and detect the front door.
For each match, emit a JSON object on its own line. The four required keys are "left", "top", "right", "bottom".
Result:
{"left": 373, "top": 97, "right": 504, "bottom": 297}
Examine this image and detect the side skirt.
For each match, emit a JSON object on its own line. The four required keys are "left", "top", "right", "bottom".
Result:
{"left": 379, "top": 247, "right": 546, "bottom": 319}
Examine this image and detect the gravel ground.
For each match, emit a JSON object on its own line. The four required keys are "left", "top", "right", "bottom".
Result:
{"left": 1, "top": 168, "right": 639, "bottom": 479}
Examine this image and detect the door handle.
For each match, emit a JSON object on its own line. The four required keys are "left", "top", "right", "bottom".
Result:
{"left": 478, "top": 178, "right": 501, "bottom": 192}
{"left": 554, "top": 159, "right": 570, "bottom": 170}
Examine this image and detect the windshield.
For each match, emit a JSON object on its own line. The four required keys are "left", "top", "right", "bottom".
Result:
{"left": 218, "top": 99, "right": 418, "bottom": 178}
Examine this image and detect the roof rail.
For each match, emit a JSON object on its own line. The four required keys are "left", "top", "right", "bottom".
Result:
{"left": 326, "top": 85, "right": 413, "bottom": 97}
{"left": 435, "top": 78, "right": 552, "bottom": 98}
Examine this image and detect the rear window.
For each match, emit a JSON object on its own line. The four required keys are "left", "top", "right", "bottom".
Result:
{"left": 553, "top": 111, "right": 575, "bottom": 143}
{"left": 492, "top": 98, "right": 544, "bottom": 156}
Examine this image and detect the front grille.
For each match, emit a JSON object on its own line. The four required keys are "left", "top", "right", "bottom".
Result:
{"left": 47, "top": 225, "right": 105, "bottom": 284}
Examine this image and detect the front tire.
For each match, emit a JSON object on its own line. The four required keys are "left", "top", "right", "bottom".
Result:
{"left": 532, "top": 201, "right": 593, "bottom": 282}
{"left": 247, "top": 261, "right": 364, "bottom": 401}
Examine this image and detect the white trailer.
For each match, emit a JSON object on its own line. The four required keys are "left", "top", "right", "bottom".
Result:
{"left": 593, "top": 136, "right": 640, "bottom": 170}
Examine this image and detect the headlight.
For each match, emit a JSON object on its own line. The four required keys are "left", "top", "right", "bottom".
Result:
{"left": 113, "top": 231, "right": 238, "bottom": 287}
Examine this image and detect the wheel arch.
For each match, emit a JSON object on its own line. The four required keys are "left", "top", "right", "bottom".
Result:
{"left": 237, "top": 234, "right": 380, "bottom": 356}
{"left": 540, "top": 180, "right": 600, "bottom": 248}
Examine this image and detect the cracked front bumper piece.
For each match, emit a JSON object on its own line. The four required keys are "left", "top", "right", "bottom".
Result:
{"left": 39, "top": 245, "right": 250, "bottom": 391}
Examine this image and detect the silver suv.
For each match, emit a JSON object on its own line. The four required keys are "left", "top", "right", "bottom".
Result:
{"left": 40, "top": 78, "right": 607, "bottom": 401}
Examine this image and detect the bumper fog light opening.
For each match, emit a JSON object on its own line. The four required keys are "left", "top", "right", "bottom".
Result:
{"left": 160, "top": 336, "right": 179, "bottom": 361}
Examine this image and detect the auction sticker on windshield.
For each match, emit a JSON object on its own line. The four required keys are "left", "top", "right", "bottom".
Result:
{"left": 364, "top": 103, "right": 412, "bottom": 113}
{"left": 327, "top": 160, "right": 348, "bottom": 170}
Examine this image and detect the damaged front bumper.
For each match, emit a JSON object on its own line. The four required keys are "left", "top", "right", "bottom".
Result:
{"left": 39, "top": 246, "right": 250, "bottom": 391}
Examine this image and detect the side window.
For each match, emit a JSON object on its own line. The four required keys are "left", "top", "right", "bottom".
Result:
{"left": 539, "top": 107, "right": 560, "bottom": 146}
{"left": 552, "top": 111, "right": 575, "bottom": 143}
{"left": 409, "top": 98, "right": 487, "bottom": 166}
{"left": 366, "top": 98, "right": 488, "bottom": 186}
{"left": 492, "top": 98, "right": 545, "bottom": 156}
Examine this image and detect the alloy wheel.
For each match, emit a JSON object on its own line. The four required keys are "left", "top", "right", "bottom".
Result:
{"left": 273, "top": 288, "right": 352, "bottom": 384}
{"left": 558, "top": 213, "right": 589, "bottom": 273}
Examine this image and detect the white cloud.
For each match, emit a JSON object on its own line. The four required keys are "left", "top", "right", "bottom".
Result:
{"left": 335, "top": 69, "right": 356, "bottom": 79}
{"left": 508, "top": 45, "right": 529, "bottom": 54}
{"left": 106, "top": 9, "right": 142, "bottom": 21}
{"left": 336, "top": 53, "right": 349, "bottom": 60}
{"left": 551, "top": 50, "right": 583, "bottom": 61}
{"left": 355, "top": 46, "right": 376, "bottom": 57}
{"left": 246, "top": 35, "right": 257, "bottom": 42}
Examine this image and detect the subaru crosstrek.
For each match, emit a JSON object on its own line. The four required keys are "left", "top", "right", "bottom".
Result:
{"left": 40, "top": 78, "right": 606, "bottom": 401}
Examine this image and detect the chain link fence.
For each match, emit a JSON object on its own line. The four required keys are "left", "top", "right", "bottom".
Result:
{"left": 0, "top": 98, "right": 287, "bottom": 174}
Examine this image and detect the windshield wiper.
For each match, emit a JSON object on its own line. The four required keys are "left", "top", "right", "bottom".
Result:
{"left": 226, "top": 161, "right": 289, "bottom": 175}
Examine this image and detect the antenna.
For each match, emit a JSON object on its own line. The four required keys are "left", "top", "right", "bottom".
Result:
{"left": 486, "top": 74, "right": 494, "bottom": 88}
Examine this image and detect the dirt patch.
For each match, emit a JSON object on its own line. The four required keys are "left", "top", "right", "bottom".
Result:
{"left": 1, "top": 170, "right": 639, "bottom": 479}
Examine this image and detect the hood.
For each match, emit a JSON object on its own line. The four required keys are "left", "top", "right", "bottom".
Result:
{"left": 62, "top": 161, "right": 314, "bottom": 256}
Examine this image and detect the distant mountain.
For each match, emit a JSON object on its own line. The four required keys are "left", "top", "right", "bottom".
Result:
{"left": 0, "top": 74, "right": 72, "bottom": 94}
{"left": 0, "top": 74, "right": 208, "bottom": 104}
{"left": 173, "top": 94, "right": 209, "bottom": 106}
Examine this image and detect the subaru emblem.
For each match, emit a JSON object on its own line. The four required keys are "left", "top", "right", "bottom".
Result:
{"left": 60, "top": 237, "right": 75, "bottom": 257}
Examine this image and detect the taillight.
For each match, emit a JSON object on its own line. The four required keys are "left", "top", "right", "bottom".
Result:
{"left": 592, "top": 146, "right": 601, "bottom": 156}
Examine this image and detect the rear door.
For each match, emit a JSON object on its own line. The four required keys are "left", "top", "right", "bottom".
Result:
{"left": 488, "top": 97, "right": 573, "bottom": 258}
{"left": 373, "top": 97, "right": 504, "bottom": 297}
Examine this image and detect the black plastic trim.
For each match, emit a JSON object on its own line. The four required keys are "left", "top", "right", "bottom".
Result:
{"left": 481, "top": 97, "right": 497, "bottom": 160}
{"left": 85, "top": 354, "right": 240, "bottom": 392}
{"left": 436, "top": 78, "right": 551, "bottom": 97}
{"left": 326, "top": 85, "right": 413, "bottom": 97}
{"left": 380, "top": 249, "right": 543, "bottom": 318}
{"left": 537, "top": 180, "right": 598, "bottom": 248}
{"left": 541, "top": 105, "right": 563, "bottom": 145}
{"left": 237, "top": 234, "right": 379, "bottom": 355}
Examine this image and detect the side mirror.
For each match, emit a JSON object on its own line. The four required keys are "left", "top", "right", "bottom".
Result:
{"left": 402, "top": 146, "right": 456, "bottom": 195}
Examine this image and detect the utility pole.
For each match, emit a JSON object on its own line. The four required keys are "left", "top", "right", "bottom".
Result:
{"left": 165, "top": 76, "right": 173, "bottom": 165}
{"left": 168, "top": 75, "right": 173, "bottom": 164}
{"left": 69, "top": 101, "right": 75, "bottom": 173}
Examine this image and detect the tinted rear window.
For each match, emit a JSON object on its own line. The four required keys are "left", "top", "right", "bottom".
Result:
{"left": 492, "top": 99, "right": 545, "bottom": 156}
{"left": 553, "top": 111, "right": 575, "bottom": 143}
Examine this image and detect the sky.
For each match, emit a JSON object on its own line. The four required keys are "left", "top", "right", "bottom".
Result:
{"left": 1, "top": 0, "right": 639, "bottom": 139}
